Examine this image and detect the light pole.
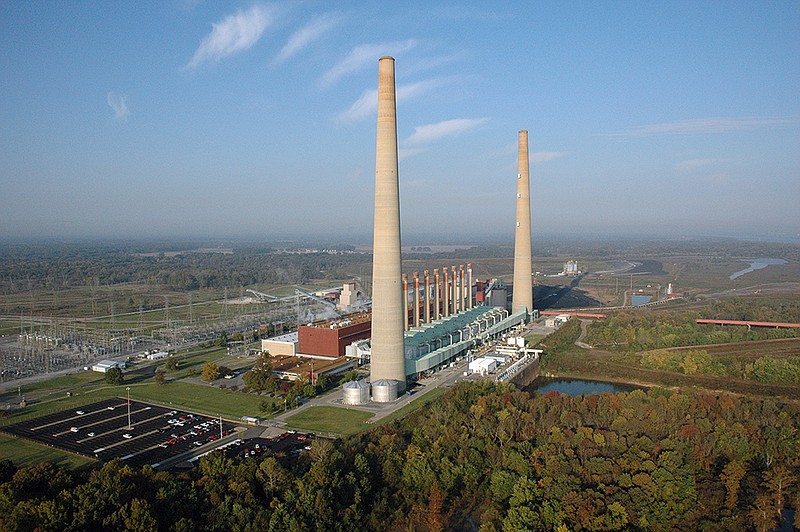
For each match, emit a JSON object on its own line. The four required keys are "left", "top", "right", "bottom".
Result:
{"left": 126, "top": 387, "right": 131, "bottom": 430}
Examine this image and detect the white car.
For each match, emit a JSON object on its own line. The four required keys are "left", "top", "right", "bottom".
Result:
{"left": 70, "top": 427, "right": 80, "bottom": 432}
{"left": 87, "top": 432, "right": 95, "bottom": 437}
{"left": 76, "top": 410, "right": 85, "bottom": 415}
{"left": 122, "top": 433, "right": 132, "bottom": 439}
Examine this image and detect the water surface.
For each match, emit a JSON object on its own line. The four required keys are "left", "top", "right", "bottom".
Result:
{"left": 730, "top": 258, "right": 787, "bottom": 280}
{"left": 526, "top": 378, "right": 642, "bottom": 396}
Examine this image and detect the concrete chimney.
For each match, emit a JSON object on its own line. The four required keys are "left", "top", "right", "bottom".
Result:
{"left": 402, "top": 274, "right": 409, "bottom": 331}
{"left": 370, "top": 56, "right": 406, "bottom": 392}
{"left": 512, "top": 130, "right": 533, "bottom": 317}
{"left": 433, "top": 269, "right": 441, "bottom": 320}
{"left": 424, "top": 270, "right": 431, "bottom": 323}
{"left": 443, "top": 267, "right": 450, "bottom": 317}
{"left": 413, "top": 271, "right": 420, "bottom": 327}
{"left": 452, "top": 266, "right": 459, "bottom": 313}
{"left": 467, "top": 263, "right": 473, "bottom": 309}
{"left": 459, "top": 265, "right": 466, "bottom": 312}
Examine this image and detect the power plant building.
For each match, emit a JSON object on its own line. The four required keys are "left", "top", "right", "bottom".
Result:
{"left": 363, "top": 55, "right": 534, "bottom": 398}
{"left": 298, "top": 312, "right": 371, "bottom": 358}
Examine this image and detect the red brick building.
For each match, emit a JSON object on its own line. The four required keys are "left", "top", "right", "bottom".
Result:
{"left": 298, "top": 312, "right": 372, "bottom": 357}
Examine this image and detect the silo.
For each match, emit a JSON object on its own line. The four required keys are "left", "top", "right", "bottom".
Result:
{"left": 371, "top": 379, "right": 399, "bottom": 403}
{"left": 343, "top": 380, "right": 371, "bottom": 405}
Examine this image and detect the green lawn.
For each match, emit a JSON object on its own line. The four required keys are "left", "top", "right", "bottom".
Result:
{"left": 126, "top": 381, "right": 272, "bottom": 419}
{"left": 284, "top": 388, "right": 452, "bottom": 436}
{"left": 0, "top": 433, "right": 95, "bottom": 470}
{"left": 284, "top": 406, "right": 374, "bottom": 436}
{"left": 1, "top": 379, "right": 279, "bottom": 429}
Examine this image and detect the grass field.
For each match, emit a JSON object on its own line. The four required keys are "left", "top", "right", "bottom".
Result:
{"left": 0, "top": 378, "right": 277, "bottom": 429}
{"left": 284, "top": 387, "right": 450, "bottom": 436}
{"left": 284, "top": 406, "right": 374, "bottom": 435}
{"left": 0, "top": 433, "right": 95, "bottom": 470}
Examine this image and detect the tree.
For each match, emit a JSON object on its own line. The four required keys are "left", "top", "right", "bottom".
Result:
{"left": 721, "top": 460, "right": 746, "bottom": 510}
{"left": 105, "top": 367, "right": 124, "bottom": 385}
{"left": 215, "top": 333, "right": 228, "bottom": 347}
{"left": 201, "top": 362, "right": 220, "bottom": 382}
{"left": 154, "top": 368, "right": 166, "bottom": 385}
{"left": 164, "top": 357, "right": 178, "bottom": 371}
{"left": 762, "top": 466, "right": 795, "bottom": 517}
{"left": 243, "top": 353, "right": 275, "bottom": 392}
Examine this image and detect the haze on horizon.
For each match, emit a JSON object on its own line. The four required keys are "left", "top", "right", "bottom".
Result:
{"left": 1, "top": 2, "right": 798, "bottom": 243}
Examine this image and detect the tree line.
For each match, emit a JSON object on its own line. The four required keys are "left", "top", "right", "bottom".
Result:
{"left": 0, "top": 242, "right": 369, "bottom": 294}
{"left": 1, "top": 382, "right": 798, "bottom": 531}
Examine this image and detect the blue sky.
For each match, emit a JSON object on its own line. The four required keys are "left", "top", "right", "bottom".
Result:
{"left": 1, "top": 1, "right": 798, "bottom": 242}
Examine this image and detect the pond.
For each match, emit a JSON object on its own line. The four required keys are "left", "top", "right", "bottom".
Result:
{"left": 730, "top": 258, "right": 787, "bottom": 280}
{"left": 631, "top": 294, "right": 653, "bottom": 306}
{"left": 525, "top": 377, "right": 643, "bottom": 396}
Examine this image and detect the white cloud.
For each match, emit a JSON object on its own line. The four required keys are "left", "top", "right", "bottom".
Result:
{"left": 338, "top": 77, "right": 447, "bottom": 122}
{"left": 106, "top": 92, "right": 129, "bottom": 121}
{"left": 531, "top": 151, "right": 564, "bottom": 164}
{"left": 275, "top": 12, "right": 342, "bottom": 63}
{"left": 404, "top": 118, "right": 488, "bottom": 146}
{"left": 399, "top": 147, "right": 427, "bottom": 160}
{"left": 608, "top": 116, "right": 797, "bottom": 137}
{"left": 338, "top": 88, "right": 377, "bottom": 122}
{"left": 321, "top": 39, "right": 417, "bottom": 86}
{"left": 675, "top": 158, "right": 727, "bottom": 174}
{"left": 184, "top": 5, "right": 273, "bottom": 70}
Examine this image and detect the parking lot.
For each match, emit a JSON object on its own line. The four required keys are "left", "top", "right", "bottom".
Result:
{"left": 2, "top": 398, "right": 238, "bottom": 469}
{"left": 215, "top": 431, "right": 315, "bottom": 463}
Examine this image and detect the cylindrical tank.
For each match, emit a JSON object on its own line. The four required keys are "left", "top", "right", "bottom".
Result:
{"left": 343, "top": 380, "right": 370, "bottom": 405}
{"left": 371, "top": 379, "right": 400, "bottom": 403}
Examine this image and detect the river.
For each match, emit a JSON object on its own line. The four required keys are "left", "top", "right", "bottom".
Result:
{"left": 729, "top": 258, "right": 787, "bottom": 280}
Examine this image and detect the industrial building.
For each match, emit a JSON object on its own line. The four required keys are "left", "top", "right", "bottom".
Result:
{"left": 261, "top": 332, "right": 299, "bottom": 357}
{"left": 90, "top": 360, "right": 125, "bottom": 373}
{"left": 298, "top": 312, "right": 371, "bottom": 358}
{"left": 269, "top": 354, "right": 354, "bottom": 382}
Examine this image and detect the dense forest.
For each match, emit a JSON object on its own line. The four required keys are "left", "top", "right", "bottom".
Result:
{"left": 585, "top": 306, "right": 800, "bottom": 353}
{"left": 1, "top": 382, "right": 798, "bottom": 531}
{"left": 0, "top": 242, "right": 367, "bottom": 293}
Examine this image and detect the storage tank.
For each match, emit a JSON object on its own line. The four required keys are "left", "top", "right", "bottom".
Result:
{"left": 371, "top": 379, "right": 400, "bottom": 403}
{"left": 342, "top": 380, "right": 370, "bottom": 405}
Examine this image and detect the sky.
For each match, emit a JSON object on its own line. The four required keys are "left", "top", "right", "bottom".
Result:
{"left": 1, "top": 1, "right": 799, "bottom": 243}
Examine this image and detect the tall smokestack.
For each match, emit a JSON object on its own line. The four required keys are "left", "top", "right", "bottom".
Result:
{"left": 424, "top": 270, "right": 431, "bottom": 323}
{"left": 413, "top": 272, "right": 420, "bottom": 327}
{"left": 433, "top": 269, "right": 441, "bottom": 320}
{"left": 402, "top": 274, "right": 409, "bottom": 331}
{"left": 443, "top": 267, "right": 450, "bottom": 317}
{"left": 460, "top": 265, "right": 466, "bottom": 312}
{"left": 370, "top": 56, "right": 406, "bottom": 392}
{"left": 467, "top": 263, "right": 473, "bottom": 309}
{"left": 512, "top": 130, "right": 533, "bottom": 316}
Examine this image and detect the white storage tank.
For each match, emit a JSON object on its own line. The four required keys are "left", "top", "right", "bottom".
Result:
{"left": 342, "top": 380, "right": 370, "bottom": 405}
{"left": 371, "top": 379, "right": 400, "bottom": 403}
